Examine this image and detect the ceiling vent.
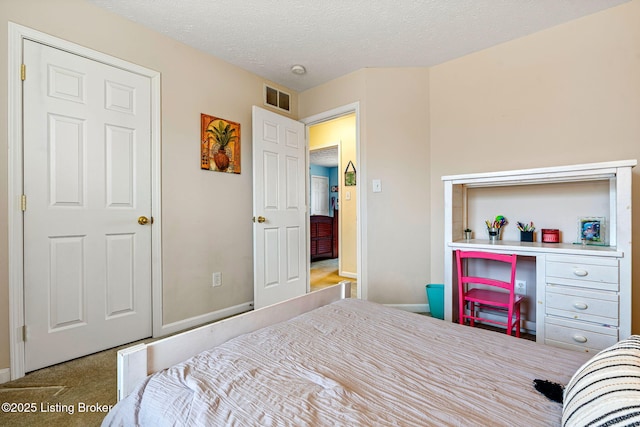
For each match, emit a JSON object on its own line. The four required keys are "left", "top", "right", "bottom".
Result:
{"left": 264, "top": 84, "right": 290, "bottom": 113}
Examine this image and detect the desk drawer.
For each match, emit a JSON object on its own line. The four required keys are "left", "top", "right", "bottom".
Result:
{"left": 545, "top": 316, "right": 618, "bottom": 352}
{"left": 546, "top": 285, "right": 618, "bottom": 326}
{"left": 546, "top": 255, "right": 618, "bottom": 291}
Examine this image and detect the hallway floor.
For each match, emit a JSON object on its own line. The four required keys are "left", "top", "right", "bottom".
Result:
{"left": 310, "top": 258, "right": 356, "bottom": 296}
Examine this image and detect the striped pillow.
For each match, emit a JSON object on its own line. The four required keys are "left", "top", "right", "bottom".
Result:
{"left": 562, "top": 335, "right": 640, "bottom": 427}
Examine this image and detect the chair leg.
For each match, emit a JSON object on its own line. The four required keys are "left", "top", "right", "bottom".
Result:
{"left": 469, "top": 302, "right": 475, "bottom": 327}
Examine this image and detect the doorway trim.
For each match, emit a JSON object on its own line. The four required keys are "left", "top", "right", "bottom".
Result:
{"left": 7, "top": 23, "right": 162, "bottom": 380}
{"left": 300, "top": 102, "right": 365, "bottom": 299}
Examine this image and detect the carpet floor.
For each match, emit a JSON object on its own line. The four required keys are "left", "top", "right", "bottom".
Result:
{"left": 0, "top": 338, "right": 154, "bottom": 427}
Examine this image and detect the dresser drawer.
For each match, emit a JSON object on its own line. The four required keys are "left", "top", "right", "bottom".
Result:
{"left": 546, "top": 255, "right": 619, "bottom": 291}
{"left": 545, "top": 316, "right": 618, "bottom": 352}
{"left": 546, "top": 284, "right": 618, "bottom": 326}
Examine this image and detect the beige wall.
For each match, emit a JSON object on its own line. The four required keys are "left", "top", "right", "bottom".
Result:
{"left": 309, "top": 114, "right": 357, "bottom": 275}
{"left": 0, "top": 0, "right": 298, "bottom": 370}
{"left": 300, "top": 68, "right": 431, "bottom": 303}
{"left": 429, "top": 1, "right": 640, "bottom": 330}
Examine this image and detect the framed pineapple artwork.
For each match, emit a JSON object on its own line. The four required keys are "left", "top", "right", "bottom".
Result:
{"left": 201, "top": 114, "right": 241, "bottom": 174}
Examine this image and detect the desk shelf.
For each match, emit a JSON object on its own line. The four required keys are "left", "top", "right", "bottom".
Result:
{"left": 449, "top": 240, "right": 623, "bottom": 258}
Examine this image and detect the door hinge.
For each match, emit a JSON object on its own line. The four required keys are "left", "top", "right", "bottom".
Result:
{"left": 22, "top": 325, "right": 27, "bottom": 342}
{"left": 21, "top": 194, "right": 27, "bottom": 211}
{"left": 21, "top": 64, "right": 26, "bottom": 81}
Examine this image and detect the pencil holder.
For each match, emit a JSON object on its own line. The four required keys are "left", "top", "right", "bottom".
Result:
{"left": 520, "top": 231, "right": 534, "bottom": 242}
{"left": 488, "top": 227, "right": 500, "bottom": 242}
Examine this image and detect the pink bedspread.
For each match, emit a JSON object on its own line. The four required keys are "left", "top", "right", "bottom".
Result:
{"left": 103, "top": 298, "right": 591, "bottom": 426}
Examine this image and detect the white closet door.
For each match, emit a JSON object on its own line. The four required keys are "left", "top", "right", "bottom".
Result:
{"left": 23, "top": 40, "right": 152, "bottom": 371}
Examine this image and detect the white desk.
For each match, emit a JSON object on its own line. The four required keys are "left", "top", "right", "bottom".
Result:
{"left": 443, "top": 160, "right": 636, "bottom": 353}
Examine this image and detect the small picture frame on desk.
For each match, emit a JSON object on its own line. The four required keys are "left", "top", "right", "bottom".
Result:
{"left": 578, "top": 216, "right": 606, "bottom": 246}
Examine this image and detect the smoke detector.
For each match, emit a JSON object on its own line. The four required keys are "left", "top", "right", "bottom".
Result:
{"left": 290, "top": 64, "right": 306, "bottom": 75}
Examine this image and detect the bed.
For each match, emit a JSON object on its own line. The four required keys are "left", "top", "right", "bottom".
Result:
{"left": 103, "top": 282, "right": 599, "bottom": 426}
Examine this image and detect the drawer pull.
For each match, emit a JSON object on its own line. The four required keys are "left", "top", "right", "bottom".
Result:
{"left": 573, "top": 268, "right": 588, "bottom": 277}
{"left": 573, "top": 302, "right": 588, "bottom": 310}
{"left": 572, "top": 335, "right": 588, "bottom": 343}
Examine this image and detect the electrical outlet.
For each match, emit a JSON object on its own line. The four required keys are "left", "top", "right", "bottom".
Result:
{"left": 212, "top": 272, "right": 222, "bottom": 287}
{"left": 515, "top": 280, "right": 526, "bottom": 295}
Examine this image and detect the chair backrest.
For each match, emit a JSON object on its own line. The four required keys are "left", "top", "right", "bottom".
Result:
{"left": 455, "top": 250, "right": 518, "bottom": 292}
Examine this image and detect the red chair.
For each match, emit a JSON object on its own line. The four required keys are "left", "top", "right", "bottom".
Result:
{"left": 455, "top": 250, "right": 523, "bottom": 337}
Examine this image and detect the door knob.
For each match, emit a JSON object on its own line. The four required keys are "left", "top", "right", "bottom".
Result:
{"left": 253, "top": 216, "right": 266, "bottom": 223}
{"left": 138, "top": 216, "right": 150, "bottom": 225}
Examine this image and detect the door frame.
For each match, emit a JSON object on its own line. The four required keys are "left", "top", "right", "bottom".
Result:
{"left": 7, "top": 23, "right": 162, "bottom": 380}
{"left": 300, "top": 102, "right": 365, "bottom": 299}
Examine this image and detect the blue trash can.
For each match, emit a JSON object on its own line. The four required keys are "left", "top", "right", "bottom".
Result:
{"left": 426, "top": 284, "right": 444, "bottom": 320}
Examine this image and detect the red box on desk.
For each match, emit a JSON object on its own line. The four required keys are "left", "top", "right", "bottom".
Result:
{"left": 541, "top": 229, "right": 560, "bottom": 243}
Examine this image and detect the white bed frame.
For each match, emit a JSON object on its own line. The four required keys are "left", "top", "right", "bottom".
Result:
{"left": 117, "top": 281, "right": 351, "bottom": 401}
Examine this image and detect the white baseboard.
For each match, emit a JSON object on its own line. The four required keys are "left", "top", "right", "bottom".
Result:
{"left": 339, "top": 271, "right": 357, "bottom": 279}
{"left": 385, "top": 303, "right": 428, "bottom": 313}
{"left": 158, "top": 301, "right": 254, "bottom": 337}
{"left": 0, "top": 368, "right": 10, "bottom": 384}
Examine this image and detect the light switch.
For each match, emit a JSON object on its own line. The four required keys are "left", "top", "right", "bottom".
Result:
{"left": 345, "top": 191, "right": 351, "bottom": 200}
{"left": 372, "top": 179, "right": 382, "bottom": 193}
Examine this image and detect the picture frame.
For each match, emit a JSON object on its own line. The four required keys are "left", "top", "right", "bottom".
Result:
{"left": 344, "top": 160, "right": 356, "bottom": 186}
{"left": 201, "top": 114, "right": 241, "bottom": 174}
{"left": 577, "top": 216, "right": 606, "bottom": 245}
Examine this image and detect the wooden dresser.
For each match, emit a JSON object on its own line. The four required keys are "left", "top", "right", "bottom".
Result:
{"left": 310, "top": 210, "right": 338, "bottom": 260}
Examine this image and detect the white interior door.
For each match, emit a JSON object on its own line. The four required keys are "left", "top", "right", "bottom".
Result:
{"left": 23, "top": 40, "right": 152, "bottom": 371}
{"left": 310, "top": 175, "right": 329, "bottom": 216}
{"left": 252, "top": 106, "right": 307, "bottom": 309}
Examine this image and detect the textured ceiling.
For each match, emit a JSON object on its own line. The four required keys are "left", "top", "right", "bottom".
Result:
{"left": 87, "top": 0, "right": 629, "bottom": 92}
{"left": 310, "top": 146, "right": 339, "bottom": 167}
